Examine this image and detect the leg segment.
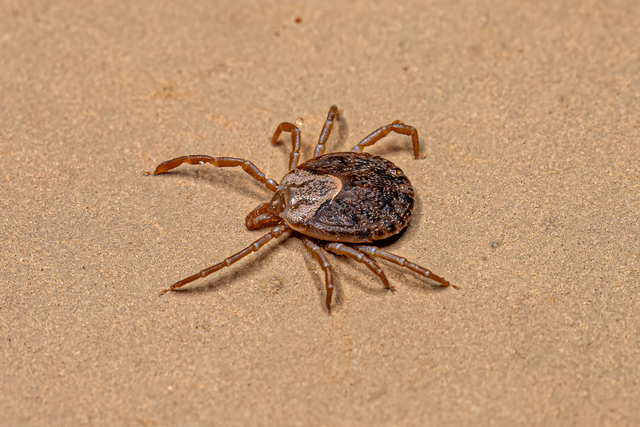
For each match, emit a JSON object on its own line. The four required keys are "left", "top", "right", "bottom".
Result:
{"left": 351, "top": 121, "right": 421, "bottom": 159}
{"left": 314, "top": 105, "right": 340, "bottom": 158}
{"left": 301, "top": 236, "right": 335, "bottom": 314}
{"left": 160, "top": 224, "right": 291, "bottom": 294}
{"left": 154, "top": 155, "right": 278, "bottom": 192}
{"left": 271, "top": 122, "right": 301, "bottom": 171}
{"left": 244, "top": 203, "right": 282, "bottom": 230}
{"left": 353, "top": 245, "right": 450, "bottom": 287}
{"left": 324, "top": 243, "right": 393, "bottom": 290}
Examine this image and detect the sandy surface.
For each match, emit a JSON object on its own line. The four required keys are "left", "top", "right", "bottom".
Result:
{"left": 2, "top": 0, "right": 639, "bottom": 425}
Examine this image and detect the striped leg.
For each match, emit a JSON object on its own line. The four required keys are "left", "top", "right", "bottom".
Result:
{"left": 301, "top": 236, "right": 335, "bottom": 314}
{"left": 314, "top": 105, "right": 340, "bottom": 158}
{"left": 160, "top": 224, "right": 291, "bottom": 295}
{"left": 324, "top": 243, "right": 393, "bottom": 290}
{"left": 351, "top": 121, "right": 420, "bottom": 159}
{"left": 271, "top": 122, "right": 302, "bottom": 171}
{"left": 353, "top": 245, "right": 450, "bottom": 287}
{"left": 154, "top": 155, "right": 278, "bottom": 192}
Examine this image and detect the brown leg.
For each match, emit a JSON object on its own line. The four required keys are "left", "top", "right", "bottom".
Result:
{"left": 301, "top": 236, "right": 334, "bottom": 314}
{"left": 154, "top": 155, "right": 278, "bottom": 192}
{"left": 271, "top": 122, "right": 301, "bottom": 171}
{"left": 244, "top": 203, "right": 282, "bottom": 230}
{"left": 324, "top": 243, "right": 393, "bottom": 290}
{"left": 314, "top": 105, "right": 340, "bottom": 158}
{"left": 160, "top": 224, "right": 291, "bottom": 294}
{"left": 353, "top": 245, "right": 450, "bottom": 287}
{"left": 351, "top": 121, "right": 420, "bottom": 159}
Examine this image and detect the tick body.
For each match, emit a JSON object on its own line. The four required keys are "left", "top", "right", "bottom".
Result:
{"left": 154, "top": 105, "right": 450, "bottom": 313}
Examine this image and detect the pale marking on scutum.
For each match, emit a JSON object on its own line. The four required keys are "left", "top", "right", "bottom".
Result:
{"left": 278, "top": 170, "right": 342, "bottom": 228}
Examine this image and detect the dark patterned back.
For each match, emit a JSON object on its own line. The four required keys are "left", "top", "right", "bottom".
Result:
{"left": 298, "top": 152, "right": 414, "bottom": 242}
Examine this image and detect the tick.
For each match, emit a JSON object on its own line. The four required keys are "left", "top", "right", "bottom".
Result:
{"left": 154, "top": 105, "right": 450, "bottom": 313}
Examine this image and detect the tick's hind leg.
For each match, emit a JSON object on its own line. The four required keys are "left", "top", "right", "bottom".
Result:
{"left": 351, "top": 121, "right": 420, "bottom": 159}
{"left": 271, "top": 122, "right": 301, "bottom": 171}
{"left": 154, "top": 155, "right": 279, "bottom": 192}
{"left": 324, "top": 243, "right": 393, "bottom": 290}
{"left": 301, "top": 236, "right": 334, "bottom": 314}
{"left": 313, "top": 105, "right": 340, "bottom": 158}
{"left": 353, "top": 245, "right": 450, "bottom": 287}
{"left": 160, "top": 224, "right": 292, "bottom": 295}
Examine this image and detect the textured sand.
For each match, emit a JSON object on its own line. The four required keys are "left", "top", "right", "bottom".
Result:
{"left": 1, "top": 0, "right": 639, "bottom": 425}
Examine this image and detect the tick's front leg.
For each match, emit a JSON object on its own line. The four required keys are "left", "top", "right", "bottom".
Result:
{"left": 154, "top": 155, "right": 279, "bottom": 192}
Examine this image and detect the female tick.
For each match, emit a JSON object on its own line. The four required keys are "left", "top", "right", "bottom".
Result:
{"left": 155, "top": 105, "right": 450, "bottom": 313}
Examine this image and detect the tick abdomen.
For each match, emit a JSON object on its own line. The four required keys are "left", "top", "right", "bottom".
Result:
{"left": 284, "top": 152, "right": 414, "bottom": 243}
